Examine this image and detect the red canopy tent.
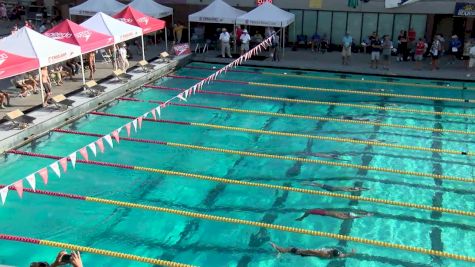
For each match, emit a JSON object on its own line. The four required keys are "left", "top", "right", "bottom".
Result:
{"left": 113, "top": 6, "right": 166, "bottom": 60}
{"left": 44, "top": 19, "right": 114, "bottom": 84}
{"left": 0, "top": 50, "right": 38, "bottom": 80}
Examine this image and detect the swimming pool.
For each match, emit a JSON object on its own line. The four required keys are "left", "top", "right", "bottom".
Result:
{"left": 0, "top": 61, "right": 474, "bottom": 266}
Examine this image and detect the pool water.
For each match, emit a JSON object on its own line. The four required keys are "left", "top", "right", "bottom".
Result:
{"left": 0, "top": 61, "right": 474, "bottom": 267}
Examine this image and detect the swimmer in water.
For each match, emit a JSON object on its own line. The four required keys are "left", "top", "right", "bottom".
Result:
{"left": 270, "top": 242, "right": 355, "bottom": 258}
{"left": 302, "top": 182, "right": 369, "bottom": 192}
{"left": 338, "top": 115, "right": 378, "bottom": 122}
{"left": 296, "top": 209, "right": 374, "bottom": 220}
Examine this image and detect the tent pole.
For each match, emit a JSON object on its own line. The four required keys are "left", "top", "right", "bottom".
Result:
{"left": 80, "top": 53, "right": 86, "bottom": 84}
{"left": 233, "top": 23, "right": 237, "bottom": 53}
{"left": 38, "top": 68, "right": 44, "bottom": 106}
{"left": 113, "top": 46, "right": 117, "bottom": 70}
{"left": 141, "top": 35, "right": 146, "bottom": 61}
{"left": 188, "top": 21, "right": 190, "bottom": 46}
{"left": 165, "top": 27, "right": 168, "bottom": 51}
{"left": 282, "top": 26, "right": 285, "bottom": 57}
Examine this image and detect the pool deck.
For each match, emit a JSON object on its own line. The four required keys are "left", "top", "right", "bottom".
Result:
{"left": 193, "top": 49, "right": 475, "bottom": 82}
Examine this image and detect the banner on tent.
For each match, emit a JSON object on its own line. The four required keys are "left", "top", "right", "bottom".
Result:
{"left": 454, "top": 3, "right": 475, "bottom": 17}
{"left": 0, "top": 53, "right": 8, "bottom": 65}
{"left": 256, "top": 0, "right": 272, "bottom": 6}
{"left": 385, "top": 0, "right": 420, "bottom": 8}
{"left": 45, "top": 32, "right": 73, "bottom": 40}
{"left": 173, "top": 43, "right": 191, "bottom": 56}
{"left": 198, "top": 17, "right": 223, "bottom": 23}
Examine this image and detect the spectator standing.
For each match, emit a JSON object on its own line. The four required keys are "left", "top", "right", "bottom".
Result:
{"left": 430, "top": 35, "right": 442, "bottom": 70}
{"left": 219, "top": 28, "right": 232, "bottom": 58}
{"left": 408, "top": 28, "right": 416, "bottom": 42}
{"left": 341, "top": 32, "right": 352, "bottom": 65}
{"left": 41, "top": 67, "right": 52, "bottom": 107}
{"left": 311, "top": 32, "right": 320, "bottom": 52}
{"left": 469, "top": 41, "right": 475, "bottom": 69}
{"left": 88, "top": 51, "right": 96, "bottom": 80}
{"left": 397, "top": 30, "right": 408, "bottom": 61}
{"left": 173, "top": 22, "right": 185, "bottom": 44}
{"left": 370, "top": 34, "right": 382, "bottom": 69}
{"left": 240, "top": 29, "right": 250, "bottom": 55}
{"left": 118, "top": 44, "right": 129, "bottom": 71}
{"left": 271, "top": 31, "right": 280, "bottom": 62}
{"left": 235, "top": 26, "right": 243, "bottom": 47}
{"left": 414, "top": 38, "right": 427, "bottom": 70}
{"left": 381, "top": 35, "right": 392, "bottom": 70}
{"left": 448, "top": 35, "right": 462, "bottom": 64}
{"left": 462, "top": 38, "right": 473, "bottom": 70}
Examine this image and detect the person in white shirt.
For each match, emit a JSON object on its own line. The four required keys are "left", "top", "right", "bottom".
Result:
{"left": 219, "top": 28, "right": 232, "bottom": 58}
{"left": 240, "top": 29, "right": 251, "bottom": 55}
{"left": 119, "top": 43, "right": 129, "bottom": 71}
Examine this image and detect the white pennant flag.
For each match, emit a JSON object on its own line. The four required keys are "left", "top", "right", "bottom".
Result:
{"left": 184, "top": 89, "right": 189, "bottom": 98}
{"left": 88, "top": 143, "right": 97, "bottom": 156}
{"left": 191, "top": 85, "right": 197, "bottom": 94}
{"left": 177, "top": 93, "right": 187, "bottom": 102}
{"left": 50, "top": 162, "right": 61, "bottom": 178}
{"left": 143, "top": 112, "right": 149, "bottom": 119}
{"left": 26, "top": 174, "right": 36, "bottom": 191}
{"left": 104, "top": 135, "right": 114, "bottom": 148}
{"left": 0, "top": 187, "right": 8, "bottom": 205}
{"left": 117, "top": 126, "right": 123, "bottom": 134}
{"left": 132, "top": 119, "right": 138, "bottom": 132}
{"left": 69, "top": 152, "right": 77, "bottom": 169}
{"left": 155, "top": 107, "right": 161, "bottom": 117}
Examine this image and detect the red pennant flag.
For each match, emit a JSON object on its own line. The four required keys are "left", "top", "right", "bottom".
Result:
{"left": 151, "top": 109, "right": 157, "bottom": 120}
{"left": 96, "top": 138, "right": 105, "bottom": 153}
{"left": 38, "top": 168, "right": 48, "bottom": 185}
{"left": 125, "top": 123, "right": 131, "bottom": 136}
{"left": 112, "top": 130, "right": 120, "bottom": 143}
{"left": 138, "top": 117, "right": 143, "bottom": 129}
{"left": 13, "top": 180, "right": 23, "bottom": 198}
{"left": 59, "top": 157, "right": 68, "bottom": 173}
{"left": 79, "top": 147, "right": 89, "bottom": 162}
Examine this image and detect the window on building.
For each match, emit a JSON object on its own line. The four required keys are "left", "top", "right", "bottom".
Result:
{"left": 303, "top": 10, "right": 317, "bottom": 40}
{"left": 410, "top": 14, "right": 427, "bottom": 40}
{"left": 331, "top": 12, "right": 347, "bottom": 44}
{"left": 317, "top": 11, "right": 332, "bottom": 42}
{"left": 362, "top": 13, "right": 378, "bottom": 42}
{"left": 347, "top": 12, "right": 362, "bottom": 44}
{"left": 378, "top": 13, "right": 394, "bottom": 40}
{"left": 288, "top": 9, "right": 302, "bottom": 43}
{"left": 393, "top": 14, "right": 411, "bottom": 40}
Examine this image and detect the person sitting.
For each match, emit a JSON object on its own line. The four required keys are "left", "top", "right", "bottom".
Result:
{"left": 50, "top": 65, "right": 64, "bottom": 86}
{"left": 311, "top": 32, "right": 321, "bottom": 52}
{"left": 302, "top": 182, "right": 369, "bottom": 192}
{"left": 296, "top": 209, "right": 374, "bottom": 220}
{"left": 30, "top": 250, "right": 83, "bottom": 267}
{"left": 270, "top": 242, "right": 355, "bottom": 259}
{"left": 14, "top": 78, "right": 34, "bottom": 97}
{"left": 320, "top": 34, "right": 329, "bottom": 54}
{"left": 0, "top": 90, "right": 11, "bottom": 108}
{"left": 66, "top": 58, "right": 81, "bottom": 75}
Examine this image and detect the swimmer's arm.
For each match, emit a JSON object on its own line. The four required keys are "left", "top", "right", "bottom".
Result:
{"left": 339, "top": 249, "right": 356, "bottom": 258}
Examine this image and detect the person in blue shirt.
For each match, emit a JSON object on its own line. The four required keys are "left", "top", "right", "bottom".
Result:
{"left": 449, "top": 34, "right": 462, "bottom": 64}
{"left": 311, "top": 32, "right": 321, "bottom": 52}
{"left": 341, "top": 32, "right": 353, "bottom": 65}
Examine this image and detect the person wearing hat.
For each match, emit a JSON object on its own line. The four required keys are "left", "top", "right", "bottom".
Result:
{"left": 341, "top": 32, "right": 353, "bottom": 65}
{"left": 449, "top": 34, "right": 462, "bottom": 64}
{"left": 240, "top": 29, "right": 251, "bottom": 55}
{"left": 219, "top": 28, "right": 232, "bottom": 58}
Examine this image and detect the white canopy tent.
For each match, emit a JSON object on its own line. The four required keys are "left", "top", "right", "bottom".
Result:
{"left": 0, "top": 27, "right": 82, "bottom": 105}
{"left": 70, "top": 0, "right": 126, "bottom": 16}
{"left": 81, "top": 12, "right": 143, "bottom": 69}
{"left": 188, "top": 0, "right": 246, "bottom": 51}
{"left": 127, "top": 0, "right": 173, "bottom": 50}
{"left": 236, "top": 2, "right": 295, "bottom": 55}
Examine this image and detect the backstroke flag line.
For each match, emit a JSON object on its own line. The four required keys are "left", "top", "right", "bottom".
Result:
{"left": 385, "top": 0, "right": 420, "bottom": 8}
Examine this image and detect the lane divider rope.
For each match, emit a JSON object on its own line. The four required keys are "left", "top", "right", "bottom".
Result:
{"left": 91, "top": 109, "right": 472, "bottom": 156}
{"left": 183, "top": 65, "right": 473, "bottom": 91}
{"left": 170, "top": 71, "right": 475, "bottom": 103}
{"left": 0, "top": 234, "right": 194, "bottom": 267}
{"left": 2, "top": 184, "right": 474, "bottom": 263}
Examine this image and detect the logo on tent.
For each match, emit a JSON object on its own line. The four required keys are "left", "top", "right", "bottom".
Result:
{"left": 137, "top": 17, "right": 149, "bottom": 25}
{"left": 0, "top": 53, "right": 8, "bottom": 66}
{"left": 75, "top": 30, "right": 92, "bottom": 42}
{"left": 118, "top": 18, "right": 133, "bottom": 24}
{"left": 48, "top": 52, "right": 67, "bottom": 64}
{"left": 45, "top": 32, "right": 73, "bottom": 40}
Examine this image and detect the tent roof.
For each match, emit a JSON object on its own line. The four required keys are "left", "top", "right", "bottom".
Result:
{"left": 189, "top": 0, "right": 246, "bottom": 24}
{"left": 70, "top": 0, "right": 126, "bottom": 16}
{"left": 113, "top": 6, "right": 165, "bottom": 35}
{"left": 236, "top": 2, "right": 295, "bottom": 27}
{"left": 0, "top": 50, "right": 38, "bottom": 80}
{"left": 81, "top": 12, "right": 142, "bottom": 44}
{"left": 128, "top": 0, "right": 173, "bottom": 18}
{"left": 44, "top": 20, "right": 114, "bottom": 53}
{"left": 0, "top": 27, "right": 81, "bottom": 67}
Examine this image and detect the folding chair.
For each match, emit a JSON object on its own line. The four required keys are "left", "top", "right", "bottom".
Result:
{"left": 99, "top": 49, "right": 112, "bottom": 64}
{"left": 51, "top": 94, "right": 75, "bottom": 110}
{"left": 4, "top": 109, "right": 35, "bottom": 129}
{"left": 112, "top": 69, "right": 132, "bottom": 82}
{"left": 159, "top": 52, "right": 170, "bottom": 63}
{"left": 136, "top": 60, "right": 155, "bottom": 72}
{"left": 83, "top": 80, "right": 106, "bottom": 97}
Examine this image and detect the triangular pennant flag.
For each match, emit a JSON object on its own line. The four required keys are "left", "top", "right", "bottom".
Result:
{"left": 156, "top": 107, "right": 161, "bottom": 118}
{"left": 104, "top": 135, "right": 114, "bottom": 148}
{"left": 88, "top": 143, "right": 97, "bottom": 157}
{"left": 177, "top": 93, "right": 187, "bottom": 102}
{"left": 143, "top": 112, "right": 149, "bottom": 119}
{"left": 13, "top": 180, "right": 23, "bottom": 199}
{"left": 69, "top": 152, "right": 77, "bottom": 169}
{"left": 132, "top": 119, "right": 137, "bottom": 132}
{"left": 112, "top": 130, "right": 120, "bottom": 143}
{"left": 125, "top": 123, "right": 131, "bottom": 137}
{"left": 79, "top": 147, "right": 89, "bottom": 162}
{"left": 50, "top": 161, "right": 61, "bottom": 178}
{"left": 151, "top": 109, "right": 157, "bottom": 120}
{"left": 59, "top": 157, "right": 68, "bottom": 173}
{"left": 26, "top": 174, "right": 36, "bottom": 191}
{"left": 138, "top": 117, "right": 143, "bottom": 129}
{"left": 96, "top": 138, "right": 105, "bottom": 153}
{"left": 192, "top": 85, "right": 197, "bottom": 94}
{"left": 117, "top": 126, "right": 123, "bottom": 134}
{"left": 0, "top": 187, "right": 8, "bottom": 205}
{"left": 38, "top": 168, "right": 48, "bottom": 185}
{"left": 184, "top": 89, "right": 189, "bottom": 98}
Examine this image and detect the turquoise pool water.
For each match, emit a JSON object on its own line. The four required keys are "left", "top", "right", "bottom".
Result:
{"left": 0, "top": 62, "right": 474, "bottom": 267}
